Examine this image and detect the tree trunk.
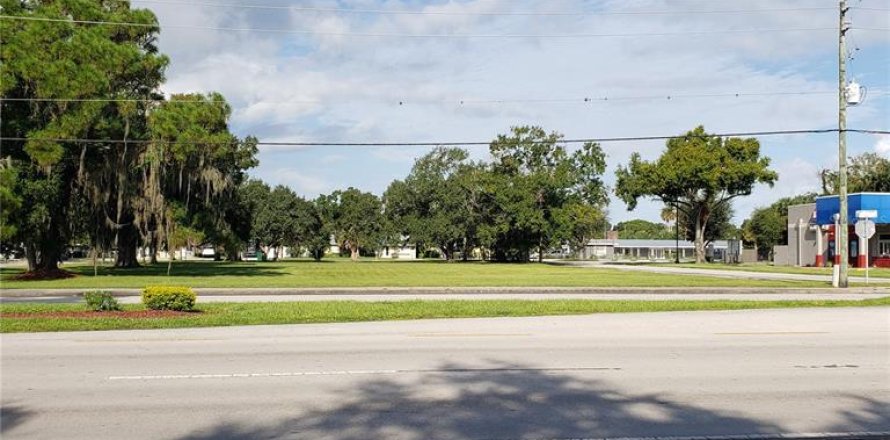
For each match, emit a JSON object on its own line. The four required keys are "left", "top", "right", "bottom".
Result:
{"left": 21, "top": 229, "right": 66, "bottom": 277}
{"left": 441, "top": 245, "right": 452, "bottom": 261}
{"left": 226, "top": 247, "right": 241, "bottom": 262}
{"left": 25, "top": 244, "right": 37, "bottom": 272}
{"left": 694, "top": 218, "right": 705, "bottom": 264}
{"left": 145, "top": 232, "right": 157, "bottom": 264}
{"left": 115, "top": 226, "right": 140, "bottom": 268}
{"left": 350, "top": 242, "right": 359, "bottom": 261}
{"left": 693, "top": 207, "right": 711, "bottom": 264}
{"left": 35, "top": 245, "right": 62, "bottom": 272}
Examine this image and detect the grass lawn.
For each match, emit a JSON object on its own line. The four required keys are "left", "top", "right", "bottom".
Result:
{"left": 2, "top": 297, "right": 888, "bottom": 333}
{"left": 0, "top": 259, "right": 840, "bottom": 289}
{"left": 655, "top": 262, "right": 890, "bottom": 279}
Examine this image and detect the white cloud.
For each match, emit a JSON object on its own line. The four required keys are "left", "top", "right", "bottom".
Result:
{"left": 266, "top": 169, "right": 332, "bottom": 197}
{"left": 140, "top": 0, "right": 889, "bottom": 223}
{"left": 876, "top": 135, "right": 890, "bottom": 157}
{"left": 320, "top": 154, "right": 348, "bottom": 164}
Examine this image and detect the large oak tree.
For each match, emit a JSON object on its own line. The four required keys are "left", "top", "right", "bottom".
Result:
{"left": 1, "top": 1, "right": 257, "bottom": 276}
{"left": 615, "top": 126, "right": 777, "bottom": 263}
{"left": 1, "top": 0, "right": 168, "bottom": 274}
{"left": 482, "top": 126, "right": 608, "bottom": 262}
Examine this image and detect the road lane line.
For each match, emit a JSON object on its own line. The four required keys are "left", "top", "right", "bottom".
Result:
{"left": 108, "top": 366, "right": 621, "bottom": 381}
{"left": 715, "top": 331, "right": 829, "bottom": 335}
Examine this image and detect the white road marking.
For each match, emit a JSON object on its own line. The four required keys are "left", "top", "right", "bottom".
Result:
{"left": 108, "top": 366, "right": 621, "bottom": 381}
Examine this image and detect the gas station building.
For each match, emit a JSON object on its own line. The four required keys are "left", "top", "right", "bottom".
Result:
{"left": 778, "top": 193, "right": 890, "bottom": 268}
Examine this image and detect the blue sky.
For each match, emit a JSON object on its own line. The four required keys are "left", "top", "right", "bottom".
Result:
{"left": 136, "top": 0, "right": 890, "bottom": 224}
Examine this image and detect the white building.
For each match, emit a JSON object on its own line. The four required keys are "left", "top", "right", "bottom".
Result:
{"left": 378, "top": 243, "right": 417, "bottom": 260}
{"left": 585, "top": 238, "right": 730, "bottom": 262}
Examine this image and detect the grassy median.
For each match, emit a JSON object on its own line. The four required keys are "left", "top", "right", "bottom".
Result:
{"left": 0, "top": 260, "right": 843, "bottom": 289}
{"left": 2, "top": 297, "right": 889, "bottom": 333}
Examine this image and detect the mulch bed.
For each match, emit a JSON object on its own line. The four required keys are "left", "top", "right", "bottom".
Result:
{"left": 1, "top": 310, "right": 200, "bottom": 319}
{"left": 10, "top": 268, "right": 77, "bottom": 281}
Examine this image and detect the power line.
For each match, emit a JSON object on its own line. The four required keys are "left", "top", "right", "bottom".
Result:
{"left": 852, "top": 7, "right": 890, "bottom": 12}
{"left": 455, "top": 91, "right": 840, "bottom": 104}
{"left": 0, "top": 90, "right": 843, "bottom": 106}
{"left": 5, "top": 129, "right": 885, "bottom": 148}
{"left": 128, "top": 1, "right": 837, "bottom": 17}
{"left": 852, "top": 129, "right": 890, "bottom": 135}
{"left": 0, "top": 16, "right": 837, "bottom": 38}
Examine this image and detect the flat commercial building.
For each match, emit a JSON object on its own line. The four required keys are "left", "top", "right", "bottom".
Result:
{"left": 585, "top": 238, "right": 730, "bottom": 262}
{"left": 776, "top": 192, "right": 890, "bottom": 268}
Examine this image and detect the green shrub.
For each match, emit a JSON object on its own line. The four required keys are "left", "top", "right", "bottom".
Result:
{"left": 84, "top": 291, "right": 121, "bottom": 312}
{"left": 142, "top": 286, "right": 196, "bottom": 311}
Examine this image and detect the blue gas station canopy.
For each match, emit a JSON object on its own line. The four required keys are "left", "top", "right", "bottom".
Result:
{"left": 815, "top": 193, "right": 890, "bottom": 225}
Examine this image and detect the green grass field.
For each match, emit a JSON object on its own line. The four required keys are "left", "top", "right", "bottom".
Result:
{"left": 656, "top": 262, "right": 890, "bottom": 278}
{"left": 2, "top": 297, "right": 888, "bottom": 333}
{"left": 0, "top": 259, "right": 838, "bottom": 289}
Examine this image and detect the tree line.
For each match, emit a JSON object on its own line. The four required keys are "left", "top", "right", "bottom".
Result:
{"left": 234, "top": 126, "right": 610, "bottom": 263}
{"left": 232, "top": 125, "right": 778, "bottom": 265}
{"left": 7, "top": 0, "right": 851, "bottom": 275}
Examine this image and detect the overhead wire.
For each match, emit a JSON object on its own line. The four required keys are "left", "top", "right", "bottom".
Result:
{"left": 127, "top": 1, "right": 838, "bottom": 17}
{"left": 0, "top": 5, "right": 884, "bottom": 153}
{"left": 0, "top": 16, "right": 838, "bottom": 38}
{"left": 3, "top": 129, "right": 886, "bottom": 148}
{"left": 0, "top": 90, "right": 844, "bottom": 106}
{"left": 851, "top": 7, "right": 890, "bottom": 12}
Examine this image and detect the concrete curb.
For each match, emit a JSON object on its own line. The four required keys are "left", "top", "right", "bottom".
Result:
{"left": 549, "top": 260, "right": 887, "bottom": 284}
{"left": 2, "top": 286, "right": 888, "bottom": 298}
{"left": 554, "top": 433, "right": 890, "bottom": 440}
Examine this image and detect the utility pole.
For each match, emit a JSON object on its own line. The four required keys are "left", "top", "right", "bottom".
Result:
{"left": 838, "top": 0, "right": 850, "bottom": 288}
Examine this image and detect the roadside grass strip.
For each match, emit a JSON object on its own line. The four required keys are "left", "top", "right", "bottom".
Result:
{"left": 0, "top": 260, "right": 849, "bottom": 289}
{"left": 2, "top": 297, "right": 888, "bottom": 333}
{"left": 652, "top": 262, "right": 890, "bottom": 279}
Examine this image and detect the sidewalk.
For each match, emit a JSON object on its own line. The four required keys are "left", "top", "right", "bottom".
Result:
{"left": 1, "top": 287, "right": 887, "bottom": 303}
{"left": 558, "top": 260, "right": 884, "bottom": 284}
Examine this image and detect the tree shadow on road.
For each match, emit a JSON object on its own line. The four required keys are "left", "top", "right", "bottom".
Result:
{"left": 179, "top": 361, "right": 789, "bottom": 440}
{"left": 824, "top": 395, "right": 890, "bottom": 433}
{"left": 0, "top": 404, "right": 33, "bottom": 435}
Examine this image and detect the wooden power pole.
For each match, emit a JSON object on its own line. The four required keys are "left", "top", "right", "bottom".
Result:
{"left": 838, "top": 0, "right": 850, "bottom": 288}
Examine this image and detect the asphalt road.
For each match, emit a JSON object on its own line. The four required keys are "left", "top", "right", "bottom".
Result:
{"left": 2, "top": 308, "right": 889, "bottom": 440}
